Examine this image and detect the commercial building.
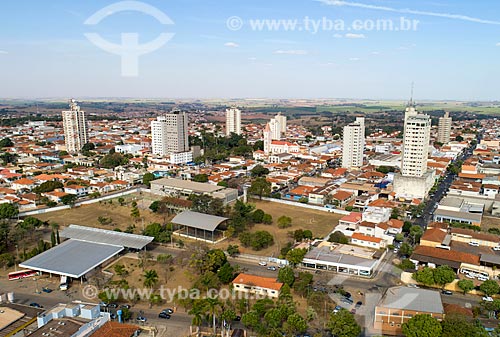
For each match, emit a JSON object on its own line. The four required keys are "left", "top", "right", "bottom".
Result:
{"left": 151, "top": 111, "right": 189, "bottom": 157}
{"left": 232, "top": 273, "right": 283, "bottom": 298}
{"left": 374, "top": 286, "right": 444, "bottom": 336}
{"left": 62, "top": 99, "right": 88, "bottom": 153}
{"left": 172, "top": 210, "right": 229, "bottom": 243}
{"left": 433, "top": 196, "right": 484, "bottom": 226}
{"left": 342, "top": 117, "right": 365, "bottom": 169}
{"left": 274, "top": 112, "right": 287, "bottom": 136}
{"left": 269, "top": 117, "right": 282, "bottom": 140}
{"left": 438, "top": 111, "right": 452, "bottom": 144}
{"left": 301, "top": 241, "right": 385, "bottom": 277}
{"left": 393, "top": 103, "right": 434, "bottom": 199}
{"left": 225, "top": 107, "right": 241, "bottom": 135}
{"left": 150, "top": 177, "right": 238, "bottom": 204}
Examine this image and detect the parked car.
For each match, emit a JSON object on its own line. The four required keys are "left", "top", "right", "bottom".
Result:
{"left": 442, "top": 290, "right": 453, "bottom": 295}
{"left": 162, "top": 308, "right": 174, "bottom": 314}
{"left": 121, "top": 304, "right": 131, "bottom": 309}
{"left": 258, "top": 261, "right": 267, "bottom": 266}
{"left": 158, "top": 312, "right": 171, "bottom": 319}
{"left": 469, "top": 241, "right": 480, "bottom": 247}
{"left": 333, "top": 305, "right": 342, "bottom": 313}
{"left": 107, "top": 303, "right": 118, "bottom": 308}
{"left": 483, "top": 296, "right": 494, "bottom": 302}
{"left": 234, "top": 315, "right": 241, "bottom": 321}
{"left": 267, "top": 266, "right": 277, "bottom": 271}
{"left": 30, "top": 302, "right": 42, "bottom": 308}
{"left": 355, "top": 301, "right": 363, "bottom": 309}
{"left": 493, "top": 246, "right": 500, "bottom": 251}
{"left": 42, "top": 287, "right": 52, "bottom": 293}
{"left": 136, "top": 316, "right": 147, "bottom": 322}
{"left": 342, "top": 297, "right": 354, "bottom": 305}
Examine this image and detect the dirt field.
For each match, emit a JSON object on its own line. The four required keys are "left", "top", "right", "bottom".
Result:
{"left": 481, "top": 216, "right": 500, "bottom": 232}
{"left": 217, "top": 199, "right": 342, "bottom": 256}
{"left": 34, "top": 195, "right": 171, "bottom": 233}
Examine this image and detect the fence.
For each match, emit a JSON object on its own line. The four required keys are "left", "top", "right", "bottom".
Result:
{"left": 259, "top": 197, "right": 350, "bottom": 215}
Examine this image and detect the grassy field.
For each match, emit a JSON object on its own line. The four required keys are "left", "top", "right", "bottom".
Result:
{"left": 34, "top": 196, "right": 170, "bottom": 233}
{"left": 217, "top": 199, "right": 342, "bottom": 256}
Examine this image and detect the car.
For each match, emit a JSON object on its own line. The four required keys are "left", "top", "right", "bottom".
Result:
{"left": 342, "top": 297, "right": 353, "bottom": 305}
{"left": 107, "top": 303, "right": 118, "bottom": 308}
{"left": 465, "top": 273, "right": 475, "bottom": 279}
{"left": 110, "top": 313, "right": 117, "bottom": 319}
{"left": 493, "top": 246, "right": 500, "bottom": 251}
{"left": 442, "top": 290, "right": 453, "bottom": 295}
{"left": 30, "top": 303, "right": 43, "bottom": 308}
{"left": 121, "top": 304, "right": 131, "bottom": 309}
{"left": 42, "top": 287, "right": 52, "bottom": 293}
{"left": 483, "top": 296, "right": 494, "bottom": 302}
{"left": 162, "top": 308, "right": 174, "bottom": 314}
{"left": 343, "top": 292, "right": 352, "bottom": 299}
{"left": 469, "top": 241, "right": 480, "bottom": 247}
{"left": 333, "top": 305, "right": 342, "bottom": 313}
{"left": 267, "top": 266, "right": 277, "bottom": 271}
{"left": 158, "top": 312, "right": 171, "bottom": 319}
{"left": 258, "top": 261, "right": 267, "bottom": 266}
{"left": 234, "top": 315, "right": 241, "bottom": 321}
{"left": 136, "top": 316, "right": 147, "bottom": 322}
{"left": 478, "top": 276, "right": 489, "bottom": 281}
{"left": 407, "top": 284, "right": 419, "bottom": 288}
{"left": 355, "top": 301, "right": 363, "bottom": 309}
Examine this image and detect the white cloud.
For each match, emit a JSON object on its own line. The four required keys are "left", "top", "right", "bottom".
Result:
{"left": 496, "top": 42, "right": 500, "bottom": 46}
{"left": 248, "top": 57, "right": 257, "bottom": 61}
{"left": 370, "top": 51, "right": 381, "bottom": 55}
{"left": 345, "top": 33, "right": 366, "bottom": 39}
{"left": 319, "top": 62, "right": 337, "bottom": 66}
{"left": 333, "top": 33, "right": 343, "bottom": 38}
{"left": 224, "top": 42, "right": 239, "bottom": 48}
{"left": 317, "top": 0, "right": 500, "bottom": 25}
{"left": 0, "top": 50, "right": 8, "bottom": 54}
{"left": 349, "top": 57, "right": 360, "bottom": 61}
{"left": 397, "top": 43, "right": 417, "bottom": 50}
{"left": 273, "top": 49, "right": 308, "bottom": 55}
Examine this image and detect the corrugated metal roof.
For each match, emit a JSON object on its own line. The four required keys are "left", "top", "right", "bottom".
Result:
{"left": 19, "top": 239, "right": 123, "bottom": 278}
{"left": 60, "top": 225, "right": 154, "bottom": 249}
{"left": 171, "top": 210, "right": 228, "bottom": 231}
{"left": 379, "top": 286, "right": 444, "bottom": 313}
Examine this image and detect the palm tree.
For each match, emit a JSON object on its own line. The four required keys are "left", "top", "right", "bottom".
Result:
{"left": 143, "top": 269, "right": 158, "bottom": 288}
{"left": 189, "top": 300, "right": 207, "bottom": 337}
{"left": 204, "top": 297, "right": 221, "bottom": 335}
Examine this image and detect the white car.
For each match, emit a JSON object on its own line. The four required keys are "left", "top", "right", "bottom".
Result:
{"left": 493, "top": 246, "right": 500, "bottom": 251}
{"left": 469, "top": 241, "right": 480, "bottom": 247}
{"left": 258, "top": 261, "right": 267, "bottom": 266}
{"left": 465, "top": 273, "right": 475, "bottom": 279}
{"left": 478, "top": 276, "right": 489, "bottom": 281}
{"left": 483, "top": 296, "right": 494, "bottom": 302}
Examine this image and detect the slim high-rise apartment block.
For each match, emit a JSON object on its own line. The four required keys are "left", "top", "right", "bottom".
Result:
{"left": 400, "top": 105, "right": 431, "bottom": 177}
{"left": 342, "top": 117, "right": 365, "bottom": 169}
{"left": 62, "top": 99, "right": 88, "bottom": 153}
{"left": 437, "top": 111, "right": 452, "bottom": 144}
{"left": 151, "top": 111, "right": 189, "bottom": 157}
{"left": 225, "top": 108, "right": 241, "bottom": 135}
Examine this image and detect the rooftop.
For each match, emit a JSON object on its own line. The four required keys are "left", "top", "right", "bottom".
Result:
{"left": 304, "top": 245, "right": 378, "bottom": 268}
{"left": 378, "top": 286, "right": 444, "bottom": 314}
{"left": 232, "top": 273, "right": 283, "bottom": 291}
{"left": 60, "top": 224, "right": 153, "bottom": 249}
{"left": 171, "top": 210, "right": 229, "bottom": 232}
{"left": 151, "top": 177, "right": 223, "bottom": 193}
{"left": 90, "top": 321, "right": 140, "bottom": 337}
{"left": 20, "top": 239, "right": 123, "bottom": 278}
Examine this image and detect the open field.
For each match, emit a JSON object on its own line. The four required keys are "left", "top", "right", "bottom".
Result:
{"left": 34, "top": 197, "right": 170, "bottom": 233}
{"left": 217, "top": 199, "right": 342, "bottom": 256}
{"left": 480, "top": 216, "right": 500, "bottom": 232}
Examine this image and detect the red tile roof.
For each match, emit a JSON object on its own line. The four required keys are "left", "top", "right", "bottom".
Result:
{"left": 351, "top": 232, "right": 382, "bottom": 243}
{"left": 232, "top": 273, "right": 283, "bottom": 291}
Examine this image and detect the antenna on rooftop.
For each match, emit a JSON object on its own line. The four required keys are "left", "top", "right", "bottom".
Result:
{"left": 409, "top": 82, "right": 415, "bottom": 107}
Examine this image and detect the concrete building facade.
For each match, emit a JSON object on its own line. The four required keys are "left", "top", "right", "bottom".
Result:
{"left": 62, "top": 99, "right": 88, "bottom": 153}
{"left": 437, "top": 111, "right": 452, "bottom": 144}
{"left": 151, "top": 111, "right": 189, "bottom": 157}
{"left": 225, "top": 107, "right": 241, "bottom": 135}
{"left": 342, "top": 117, "right": 365, "bottom": 169}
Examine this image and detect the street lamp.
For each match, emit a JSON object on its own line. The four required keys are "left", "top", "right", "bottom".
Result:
{"left": 15, "top": 244, "right": 19, "bottom": 272}
{"left": 34, "top": 278, "right": 40, "bottom": 294}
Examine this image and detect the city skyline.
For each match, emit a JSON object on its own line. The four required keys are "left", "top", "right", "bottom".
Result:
{"left": 0, "top": 0, "right": 499, "bottom": 100}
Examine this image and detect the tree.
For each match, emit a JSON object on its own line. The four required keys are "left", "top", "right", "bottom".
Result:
{"left": 286, "top": 313, "right": 308, "bottom": 334}
{"left": 277, "top": 215, "right": 292, "bottom": 229}
{"left": 251, "top": 209, "right": 265, "bottom": 223}
{"left": 33, "top": 181, "right": 63, "bottom": 194}
{"left": 391, "top": 207, "right": 401, "bottom": 219}
{"left": 400, "top": 242, "right": 413, "bottom": 256}
{"left": 50, "top": 230, "right": 56, "bottom": 247}
{"left": 399, "top": 259, "right": 416, "bottom": 270}
{"left": 402, "top": 314, "right": 442, "bottom": 337}
{"left": 0, "top": 203, "right": 18, "bottom": 219}
{"left": 114, "top": 264, "right": 128, "bottom": 277}
{"left": 293, "top": 271, "right": 313, "bottom": 296}
{"left": 441, "top": 313, "right": 489, "bottom": 337}
{"left": 60, "top": 194, "right": 77, "bottom": 206}
{"left": 0, "top": 137, "right": 14, "bottom": 148}
{"left": 156, "top": 253, "right": 172, "bottom": 265}
{"left": 248, "top": 177, "right": 271, "bottom": 200}
{"left": 226, "top": 244, "right": 240, "bottom": 257}
{"left": 326, "top": 309, "right": 361, "bottom": 337}
{"left": 328, "top": 231, "right": 348, "bottom": 244}
{"left": 118, "top": 197, "right": 125, "bottom": 206}
{"left": 142, "top": 172, "right": 156, "bottom": 187}
{"left": 433, "top": 265, "right": 456, "bottom": 289}
{"left": 457, "top": 279, "right": 475, "bottom": 295}
{"left": 413, "top": 267, "right": 435, "bottom": 286}
{"left": 217, "top": 180, "right": 228, "bottom": 187}
{"left": 251, "top": 164, "right": 269, "bottom": 177}
{"left": 82, "top": 142, "right": 95, "bottom": 151}
{"left": 130, "top": 207, "right": 140, "bottom": 220}
{"left": 193, "top": 174, "right": 208, "bottom": 183}
{"left": 410, "top": 225, "right": 423, "bottom": 243}
{"left": 278, "top": 266, "right": 295, "bottom": 286}
{"left": 239, "top": 231, "right": 274, "bottom": 250}
{"left": 480, "top": 280, "right": 500, "bottom": 296}
{"left": 99, "top": 152, "right": 128, "bottom": 168}
{"left": 241, "top": 310, "right": 260, "bottom": 330}
{"left": 262, "top": 213, "right": 273, "bottom": 224}
{"left": 143, "top": 269, "right": 159, "bottom": 288}
{"left": 286, "top": 248, "right": 307, "bottom": 267}
{"left": 0, "top": 253, "right": 14, "bottom": 270}
{"left": 217, "top": 262, "right": 235, "bottom": 284}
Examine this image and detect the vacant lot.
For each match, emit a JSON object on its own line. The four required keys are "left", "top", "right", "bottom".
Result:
{"left": 34, "top": 198, "right": 170, "bottom": 233}
{"left": 217, "top": 199, "right": 342, "bottom": 256}
{"left": 481, "top": 216, "right": 500, "bottom": 232}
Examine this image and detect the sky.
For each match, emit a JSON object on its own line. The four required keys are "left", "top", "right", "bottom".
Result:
{"left": 0, "top": 0, "right": 499, "bottom": 100}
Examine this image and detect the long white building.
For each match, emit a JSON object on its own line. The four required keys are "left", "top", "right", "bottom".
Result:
{"left": 151, "top": 111, "right": 189, "bottom": 157}
{"left": 342, "top": 117, "right": 365, "bottom": 169}
{"left": 437, "top": 111, "right": 452, "bottom": 144}
{"left": 62, "top": 99, "right": 88, "bottom": 153}
{"left": 225, "top": 108, "right": 241, "bottom": 135}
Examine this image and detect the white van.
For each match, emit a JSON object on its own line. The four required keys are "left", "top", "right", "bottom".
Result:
{"left": 469, "top": 241, "right": 480, "bottom": 247}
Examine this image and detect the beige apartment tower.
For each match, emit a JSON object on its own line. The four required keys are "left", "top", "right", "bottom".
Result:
{"left": 437, "top": 111, "right": 452, "bottom": 144}
{"left": 225, "top": 108, "right": 241, "bottom": 136}
{"left": 151, "top": 111, "right": 189, "bottom": 157}
{"left": 342, "top": 117, "right": 365, "bottom": 169}
{"left": 62, "top": 99, "right": 89, "bottom": 153}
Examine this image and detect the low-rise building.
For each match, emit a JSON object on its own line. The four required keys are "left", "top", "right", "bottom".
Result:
{"left": 232, "top": 273, "right": 283, "bottom": 298}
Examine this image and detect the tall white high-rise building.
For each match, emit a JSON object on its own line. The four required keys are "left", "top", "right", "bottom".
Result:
{"left": 342, "top": 117, "right": 365, "bottom": 169}
{"left": 274, "top": 112, "right": 287, "bottom": 136}
{"left": 269, "top": 118, "right": 281, "bottom": 140}
{"left": 263, "top": 122, "right": 272, "bottom": 154}
{"left": 151, "top": 111, "right": 189, "bottom": 157}
{"left": 62, "top": 99, "right": 88, "bottom": 153}
{"left": 437, "top": 111, "right": 452, "bottom": 144}
{"left": 400, "top": 104, "right": 431, "bottom": 177}
{"left": 225, "top": 108, "right": 241, "bottom": 136}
